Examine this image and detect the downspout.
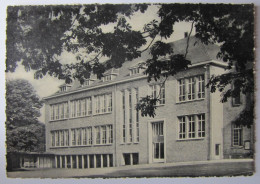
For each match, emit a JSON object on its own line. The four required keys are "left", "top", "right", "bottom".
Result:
{"left": 206, "top": 64, "right": 211, "bottom": 160}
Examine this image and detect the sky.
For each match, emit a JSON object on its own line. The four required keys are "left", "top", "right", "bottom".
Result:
{"left": 5, "top": 5, "right": 195, "bottom": 123}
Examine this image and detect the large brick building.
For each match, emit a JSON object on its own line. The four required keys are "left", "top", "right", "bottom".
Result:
{"left": 42, "top": 36, "right": 254, "bottom": 169}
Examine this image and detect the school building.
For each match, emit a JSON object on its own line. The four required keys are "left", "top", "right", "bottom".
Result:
{"left": 41, "top": 36, "right": 254, "bottom": 169}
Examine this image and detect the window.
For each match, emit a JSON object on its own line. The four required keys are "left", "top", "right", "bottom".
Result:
{"left": 122, "top": 91, "right": 126, "bottom": 143}
{"left": 94, "top": 94, "right": 113, "bottom": 115}
{"left": 102, "top": 74, "right": 117, "bottom": 82}
{"left": 178, "top": 75, "right": 205, "bottom": 102}
{"left": 59, "top": 85, "right": 71, "bottom": 92}
{"left": 95, "top": 126, "right": 101, "bottom": 144}
{"left": 102, "top": 126, "right": 107, "bottom": 144}
{"left": 233, "top": 124, "right": 242, "bottom": 146}
{"left": 87, "top": 127, "right": 93, "bottom": 145}
{"left": 179, "top": 79, "right": 186, "bottom": 102}
{"left": 130, "top": 67, "right": 141, "bottom": 76}
{"left": 232, "top": 94, "right": 241, "bottom": 106}
{"left": 198, "top": 75, "right": 205, "bottom": 99}
{"left": 71, "top": 127, "right": 93, "bottom": 146}
{"left": 179, "top": 117, "right": 186, "bottom": 139}
{"left": 188, "top": 77, "right": 195, "bottom": 100}
{"left": 51, "top": 130, "right": 69, "bottom": 147}
{"left": 50, "top": 102, "right": 69, "bottom": 121}
{"left": 70, "top": 97, "right": 92, "bottom": 118}
{"left": 178, "top": 114, "right": 206, "bottom": 140}
{"left": 150, "top": 83, "right": 165, "bottom": 105}
{"left": 71, "top": 129, "right": 76, "bottom": 146}
{"left": 188, "top": 116, "right": 195, "bottom": 138}
{"left": 76, "top": 128, "right": 82, "bottom": 145}
{"left": 84, "top": 79, "right": 93, "bottom": 86}
{"left": 198, "top": 114, "right": 206, "bottom": 137}
{"left": 129, "top": 90, "right": 133, "bottom": 142}
{"left": 95, "top": 125, "right": 113, "bottom": 145}
{"left": 136, "top": 88, "right": 139, "bottom": 142}
{"left": 108, "top": 125, "right": 113, "bottom": 144}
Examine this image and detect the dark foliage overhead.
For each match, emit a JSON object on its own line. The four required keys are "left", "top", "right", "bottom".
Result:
{"left": 6, "top": 4, "right": 255, "bottom": 126}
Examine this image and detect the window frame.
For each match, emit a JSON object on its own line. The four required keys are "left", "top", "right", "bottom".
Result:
{"left": 177, "top": 114, "right": 206, "bottom": 140}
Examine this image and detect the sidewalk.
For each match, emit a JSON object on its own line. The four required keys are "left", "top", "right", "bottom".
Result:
{"left": 7, "top": 159, "right": 254, "bottom": 178}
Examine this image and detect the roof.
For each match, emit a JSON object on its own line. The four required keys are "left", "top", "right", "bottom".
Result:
{"left": 45, "top": 36, "right": 222, "bottom": 99}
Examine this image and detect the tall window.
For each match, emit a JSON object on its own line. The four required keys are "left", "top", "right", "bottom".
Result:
{"left": 136, "top": 88, "right": 139, "bottom": 142}
{"left": 150, "top": 84, "right": 165, "bottom": 105}
{"left": 51, "top": 132, "right": 55, "bottom": 147}
{"left": 108, "top": 125, "right": 113, "bottom": 144}
{"left": 76, "top": 128, "right": 82, "bottom": 145}
{"left": 188, "top": 116, "right": 195, "bottom": 138}
{"left": 233, "top": 124, "right": 242, "bottom": 146}
{"left": 198, "top": 75, "right": 205, "bottom": 99}
{"left": 178, "top": 117, "right": 186, "bottom": 139}
{"left": 129, "top": 90, "right": 133, "bottom": 142}
{"left": 94, "top": 94, "right": 113, "bottom": 115}
{"left": 87, "top": 127, "right": 93, "bottom": 145}
{"left": 179, "top": 79, "right": 186, "bottom": 102}
{"left": 50, "top": 102, "right": 69, "bottom": 121}
{"left": 188, "top": 77, "right": 195, "bottom": 100}
{"left": 95, "top": 126, "right": 101, "bottom": 144}
{"left": 178, "top": 114, "right": 206, "bottom": 140}
{"left": 122, "top": 91, "right": 126, "bottom": 143}
{"left": 102, "top": 126, "right": 107, "bottom": 144}
{"left": 71, "top": 129, "right": 76, "bottom": 146}
{"left": 198, "top": 114, "right": 206, "bottom": 137}
{"left": 178, "top": 75, "right": 205, "bottom": 102}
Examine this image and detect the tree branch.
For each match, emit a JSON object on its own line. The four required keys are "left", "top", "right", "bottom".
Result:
{"left": 184, "top": 21, "right": 195, "bottom": 58}
{"left": 141, "top": 36, "right": 156, "bottom": 53}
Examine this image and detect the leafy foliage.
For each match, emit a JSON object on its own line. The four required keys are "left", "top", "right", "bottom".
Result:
{"left": 6, "top": 123, "right": 45, "bottom": 152}
{"left": 6, "top": 4, "right": 255, "bottom": 126}
{"left": 6, "top": 79, "right": 45, "bottom": 152}
{"left": 6, "top": 79, "right": 42, "bottom": 128}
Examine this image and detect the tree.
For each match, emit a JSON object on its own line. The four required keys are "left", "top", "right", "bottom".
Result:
{"left": 6, "top": 4, "right": 255, "bottom": 126}
{"left": 6, "top": 79, "right": 45, "bottom": 152}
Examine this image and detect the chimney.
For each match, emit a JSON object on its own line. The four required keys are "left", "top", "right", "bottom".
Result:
{"left": 184, "top": 32, "right": 188, "bottom": 38}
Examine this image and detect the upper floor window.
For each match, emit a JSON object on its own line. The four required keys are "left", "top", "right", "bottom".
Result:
{"left": 70, "top": 97, "right": 92, "bottom": 118}
{"left": 178, "top": 114, "right": 206, "bottom": 140}
{"left": 130, "top": 67, "right": 142, "bottom": 76}
{"left": 95, "top": 125, "right": 113, "bottom": 145}
{"left": 178, "top": 75, "right": 205, "bottom": 102}
{"left": 233, "top": 124, "right": 242, "bottom": 146}
{"left": 102, "top": 68, "right": 119, "bottom": 82}
{"left": 94, "top": 93, "right": 112, "bottom": 115}
{"left": 149, "top": 84, "right": 165, "bottom": 105}
{"left": 59, "top": 84, "right": 71, "bottom": 92}
{"left": 50, "top": 102, "right": 69, "bottom": 121}
{"left": 51, "top": 129, "right": 69, "bottom": 147}
{"left": 84, "top": 79, "right": 94, "bottom": 86}
{"left": 71, "top": 127, "right": 93, "bottom": 146}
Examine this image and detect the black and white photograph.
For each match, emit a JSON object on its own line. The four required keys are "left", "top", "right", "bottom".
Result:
{"left": 1, "top": 0, "right": 258, "bottom": 181}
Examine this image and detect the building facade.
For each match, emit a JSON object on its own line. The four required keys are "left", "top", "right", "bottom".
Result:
{"left": 43, "top": 37, "right": 254, "bottom": 169}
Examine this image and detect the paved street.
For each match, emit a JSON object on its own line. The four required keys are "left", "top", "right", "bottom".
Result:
{"left": 7, "top": 159, "right": 254, "bottom": 178}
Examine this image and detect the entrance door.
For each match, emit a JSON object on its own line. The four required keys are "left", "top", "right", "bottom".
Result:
{"left": 152, "top": 121, "right": 164, "bottom": 162}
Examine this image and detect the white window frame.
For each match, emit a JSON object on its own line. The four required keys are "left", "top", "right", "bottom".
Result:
{"left": 178, "top": 75, "right": 205, "bottom": 103}
{"left": 149, "top": 83, "right": 165, "bottom": 105}
{"left": 178, "top": 114, "right": 206, "bottom": 140}
{"left": 233, "top": 124, "right": 242, "bottom": 146}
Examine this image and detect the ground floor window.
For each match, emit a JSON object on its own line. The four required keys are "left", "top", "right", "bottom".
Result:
{"left": 233, "top": 124, "right": 242, "bottom": 146}
{"left": 178, "top": 114, "right": 206, "bottom": 140}
{"left": 123, "top": 153, "right": 139, "bottom": 165}
{"left": 55, "top": 154, "right": 113, "bottom": 169}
